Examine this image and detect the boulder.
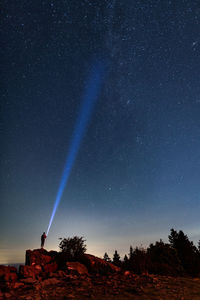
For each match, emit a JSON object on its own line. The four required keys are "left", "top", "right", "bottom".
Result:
{"left": 25, "top": 249, "right": 54, "bottom": 266}
{"left": 41, "top": 278, "right": 60, "bottom": 286}
{"left": 19, "top": 265, "right": 42, "bottom": 279}
{"left": 4, "top": 292, "right": 12, "bottom": 298}
{"left": 44, "top": 262, "right": 58, "bottom": 274}
{"left": 124, "top": 270, "right": 135, "bottom": 277}
{"left": 81, "top": 254, "right": 121, "bottom": 275}
{"left": 13, "top": 282, "right": 25, "bottom": 289}
{"left": 34, "top": 264, "right": 42, "bottom": 273}
{"left": 0, "top": 266, "right": 18, "bottom": 283}
{"left": 66, "top": 262, "right": 88, "bottom": 276}
{"left": 20, "top": 278, "right": 37, "bottom": 284}
{"left": 24, "top": 249, "right": 120, "bottom": 276}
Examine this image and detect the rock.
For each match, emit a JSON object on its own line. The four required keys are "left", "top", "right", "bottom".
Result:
{"left": 23, "top": 249, "right": 121, "bottom": 278}
{"left": 41, "top": 278, "right": 60, "bottom": 286}
{"left": 0, "top": 266, "right": 15, "bottom": 275}
{"left": 66, "top": 262, "right": 89, "bottom": 276}
{"left": 0, "top": 266, "right": 18, "bottom": 283}
{"left": 19, "top": 265, "right": 42, "bottom": 279}
{"left": 34, "top": 264, "right": 42, "bottom": 272}
{"left": 8, "top": 272, "right": 18, "bottom": 282}
{"left": 48, "top": 250, "right": 58, "bottom": 257}
{"left": 0, "top": 266, "right": 17, "bottom": 274}
{"left": 13, "top": 282, "right": 25, "bottom": 289}
{"left": 25, "top": 249, "right": 54, "bottom": 266}
{"left": 4, "top": 292, "right": 12, "bottom": 298}
{"left": 57, "top": 270, "right": 66, "bottom": 277}
{"left": 20, "top": 278, "right": 36, "bottom": 284}
{"left": 124, "top": 271, "right": 132, "bottom": 277}
{"left": 81, "top": 254, "right": 121, "bottom": 275}
{"left": 44, "top": 262, "right": 58, "bottom": 274}
{"left": 19, "top": 265, "right": 35, "bottom": 279}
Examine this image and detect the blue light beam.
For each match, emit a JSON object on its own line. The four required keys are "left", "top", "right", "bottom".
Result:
{"left": 47, "top": 61, "right": 105, "bottom": 235}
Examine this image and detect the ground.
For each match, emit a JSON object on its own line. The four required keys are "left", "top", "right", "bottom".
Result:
{"left": 2, "top": 274, "right": 200, "bottom": 300}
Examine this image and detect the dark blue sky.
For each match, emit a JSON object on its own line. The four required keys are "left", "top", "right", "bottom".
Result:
{"left": 1, "top": 0, "right": 200, "bottom": 263}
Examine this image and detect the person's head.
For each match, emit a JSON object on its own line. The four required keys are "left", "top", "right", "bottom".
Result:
{"left": 43, "top": 232, "right": 45, "bottom": 234}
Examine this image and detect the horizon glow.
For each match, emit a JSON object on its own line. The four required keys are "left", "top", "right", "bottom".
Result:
{"left": 46, "top": 61, "right": 105, "bottom": 235}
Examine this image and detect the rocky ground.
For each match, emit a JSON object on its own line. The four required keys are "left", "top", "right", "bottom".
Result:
{"left": 1, "top": 249, "right": 200, "bottom": 299}
{"left": 1, "top": 273, "right": 200, "bottom": 299}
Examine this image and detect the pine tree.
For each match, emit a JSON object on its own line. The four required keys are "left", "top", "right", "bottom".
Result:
{"left": 123, "top": 254, "right": 129, "bottom": 269}
{"left": 124, "top": 254, "right": 128, "bottom": 263}
{"left": 198, "top": 240, "right": 200, "bottom": 252}
{"left": 168, "top": 228, "right": 200, "bottom": 276}
{"left": 103, "top": 252, "right": 111, "bottom": 262}
{"left": 129, "top": 246, "right": 134, "bottom": 260}
{"left": 113, "top": 250, "right": 121, "bottom": 266}
{"left": 147, "top": 240, "right": 182, "bottom": 275}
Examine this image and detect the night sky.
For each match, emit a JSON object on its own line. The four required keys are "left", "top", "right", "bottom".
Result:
{"left": 1, "top": 0, "right": 200, "bottom": 264}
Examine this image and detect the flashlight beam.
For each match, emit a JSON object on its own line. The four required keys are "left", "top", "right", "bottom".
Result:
{"left": 47, "top": 61, "right": 105, "bottom": 235}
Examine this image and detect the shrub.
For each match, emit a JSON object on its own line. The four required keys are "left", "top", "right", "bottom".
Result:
{"left": 59, "top": 236, "right": 86, "bottom": 261}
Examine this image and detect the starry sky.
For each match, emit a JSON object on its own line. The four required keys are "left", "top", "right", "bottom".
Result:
{"left": 1, "top": 0, "right": 200, "bottom": 264}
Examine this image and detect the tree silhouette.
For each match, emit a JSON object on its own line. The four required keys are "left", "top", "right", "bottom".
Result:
{"left": 129, "top": 246, "right": 134, "bottom": 260}
{"left": 103, "top": 252, "right": 111, "bottom": 262}
{"left": 129, "top": 247, "right": 147, "bottom": 274}
{"left": 113, "top": 250, "right": 121, "bottom": 266}
{"left": 147, "top": 240, "right": 183, "bottom": 276}
{"left": 198, "top": 240, "right": 200, "bottom": 252}
{"left": 168, "top": 228, "right": 200, "bottom": 276}
{"left": 123, "top": 254, "right": 129, "bottom": 270}
{"left": 59, "top": 236, "right": 86, "bottom": 260}
{"left": 124, "top": 254, "right": 128, "bottom": 263}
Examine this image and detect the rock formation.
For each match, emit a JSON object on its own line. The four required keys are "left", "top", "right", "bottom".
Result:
{"left": 1, "top": 249, "right": 200, "bottom": 299}
{"left": 0, "top": 249, "right": 122, "bottom": 298}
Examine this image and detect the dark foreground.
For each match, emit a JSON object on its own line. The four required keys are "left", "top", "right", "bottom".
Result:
{"left": 1, "top": 273, "right": 200, "bottom": 300}
{"left": 1, "top": 249, "right": 200, "bottom": 299}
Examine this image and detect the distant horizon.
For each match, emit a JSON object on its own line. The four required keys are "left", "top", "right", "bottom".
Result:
{"left": 1, "top": 227, "right": 199, "bottom": 265}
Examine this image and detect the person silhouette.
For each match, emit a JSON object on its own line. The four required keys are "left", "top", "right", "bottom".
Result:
{"left": 41, "top": 232, "right": 47, "bottom": 248}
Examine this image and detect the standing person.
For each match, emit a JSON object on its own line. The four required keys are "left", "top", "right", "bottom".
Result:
{"left": 41, "top": 232, "right": 47, "bottom": 248}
